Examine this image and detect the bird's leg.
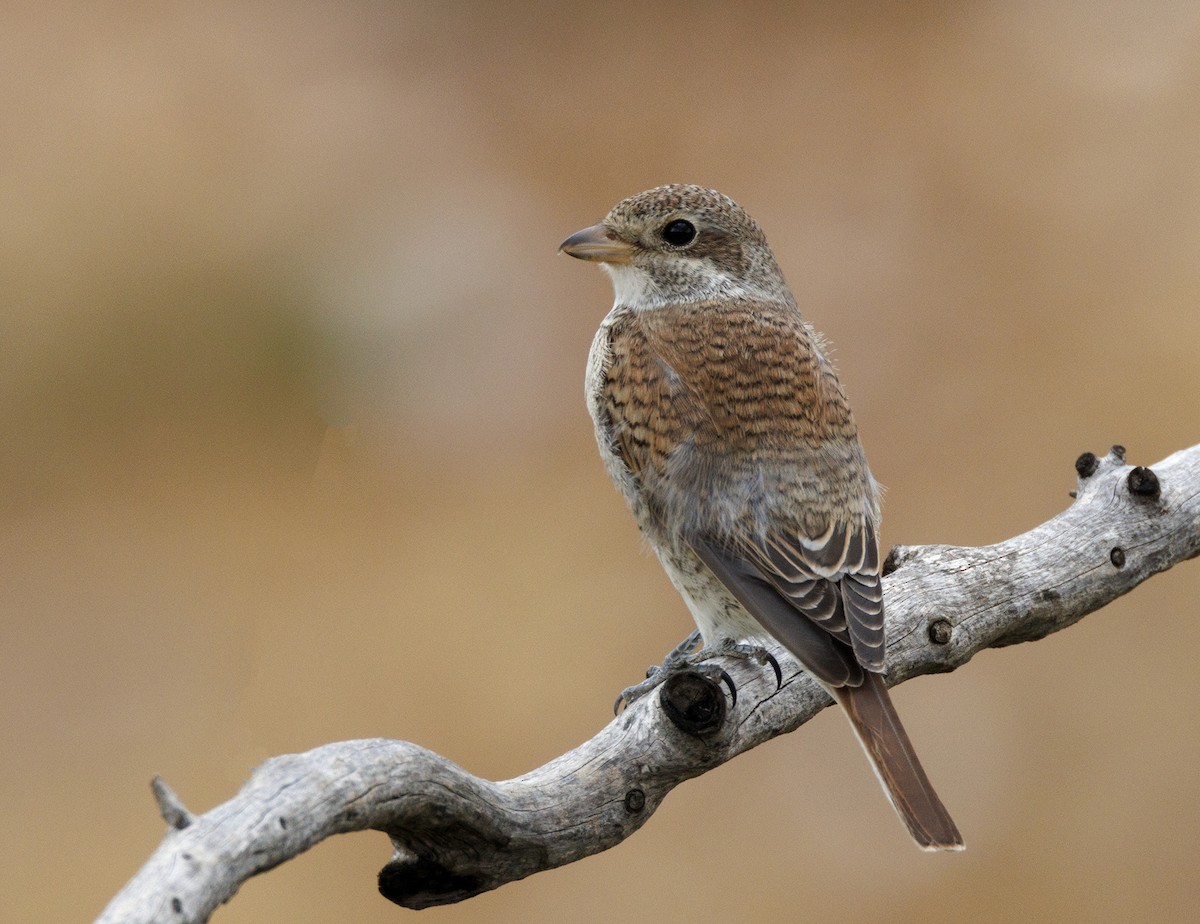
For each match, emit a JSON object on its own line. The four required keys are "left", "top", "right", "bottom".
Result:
{"left": 661, "top": 628, "right": 704, "bottom": 664}
{"left": 614, "top": 629, "right": 738, "bottom": 714}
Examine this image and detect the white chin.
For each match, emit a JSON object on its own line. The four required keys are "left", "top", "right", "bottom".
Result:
{"left": 602, "top": 263, "right": 661, "bottom": 309}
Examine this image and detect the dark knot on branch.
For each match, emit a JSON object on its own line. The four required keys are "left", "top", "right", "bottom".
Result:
{"left": 660, "top": 670, "right": 726, "bottom": 735}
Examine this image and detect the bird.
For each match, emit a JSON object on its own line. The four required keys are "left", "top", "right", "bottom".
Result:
{"left": 560, "top": 184, "right": 963, "bottom": 851}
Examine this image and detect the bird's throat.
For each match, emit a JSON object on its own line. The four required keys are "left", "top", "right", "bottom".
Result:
{"left": 602, "top": 262, "right": 777, "bottom": 313}
{"left": 601, "top": 263, "right": 664, "bottom": 310}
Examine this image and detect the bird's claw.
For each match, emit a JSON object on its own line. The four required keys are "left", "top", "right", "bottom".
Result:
{"left": 614, "top": 633, "right": 782, "bottom": 715}
{"left": 710, "top": 665, "right": 738, "bottom": 708}
{"left": 762, "top": 651, "right": 783, "bottom": 689}
{"left": 613, "top": 665, "right": 665, "bottom": 714}
{"left": 694, "top": 640, "right": 783, "bottom": 691}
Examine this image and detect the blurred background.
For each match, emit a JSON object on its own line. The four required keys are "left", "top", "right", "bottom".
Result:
{"left": 4, "top": 2, "right": 1200, "bottom": 922}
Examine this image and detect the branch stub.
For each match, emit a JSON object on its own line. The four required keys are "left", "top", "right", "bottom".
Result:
{"left": 928, "top": 619, "right": 954, "bottom": 645}
{"left": 1127, "top": 466, "right": 1160, "bottom": 498}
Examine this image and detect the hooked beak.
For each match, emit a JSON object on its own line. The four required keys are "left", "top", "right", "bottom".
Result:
{"left": 559, "top": 223, "right": 635, "bottom": 264}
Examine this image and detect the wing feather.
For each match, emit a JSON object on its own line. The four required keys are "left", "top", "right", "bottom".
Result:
{"left": 693, "top": 539, "right": 862, "bottom": 688}
{"left": 733, "top": 516, "right": 887, "bottom": 676}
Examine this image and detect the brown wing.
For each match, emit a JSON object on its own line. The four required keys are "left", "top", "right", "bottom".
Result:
{"left": 742, "top": 518, "right": 885, "bottom": 673}
{"left": 696, "top": 514, "right": 884, "bottom": 684}
{"left": 693, "top": 538, "right": 862, "bottom": 688}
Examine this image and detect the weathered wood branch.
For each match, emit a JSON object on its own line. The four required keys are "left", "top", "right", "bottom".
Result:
{"left": 97, "top": 444, "right": 1200, "bottom": 923}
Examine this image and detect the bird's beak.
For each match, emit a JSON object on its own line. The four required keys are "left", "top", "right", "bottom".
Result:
{"left": 559, "top": 223, "right": 635, "bottom": 264}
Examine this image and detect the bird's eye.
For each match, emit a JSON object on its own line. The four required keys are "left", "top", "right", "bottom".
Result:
{"left": 660, "top": 219, "right": 697, "bottom": 247}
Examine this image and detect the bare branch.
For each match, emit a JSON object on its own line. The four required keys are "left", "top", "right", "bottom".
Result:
{"left": 97, "top": 445, "right": 1200, "bottom": 923}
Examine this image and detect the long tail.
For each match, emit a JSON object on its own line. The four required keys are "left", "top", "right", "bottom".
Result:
{"left": 833, "top": 672, "right": 964, "bottom": 851}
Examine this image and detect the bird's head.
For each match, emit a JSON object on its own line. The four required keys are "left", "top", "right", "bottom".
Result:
{"left": 560, "top": 184, "right": 791, "bottom": 310}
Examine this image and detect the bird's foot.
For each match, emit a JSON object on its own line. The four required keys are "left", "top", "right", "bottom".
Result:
{"left": 693, "top": 639, "right": 783, "bottom": 691}
{"left": 613, "top": 629, "right": 722, "bottom": 714}
{"left": 613, "top": 659, "right": 736, "bottom": 716}
{"left": 613, "top": 632, "right": 781, "bottom": 715}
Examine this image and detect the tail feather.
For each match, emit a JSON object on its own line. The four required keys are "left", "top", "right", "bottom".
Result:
{"left": 834, "top": 673, "right": 964, "bottom": 851}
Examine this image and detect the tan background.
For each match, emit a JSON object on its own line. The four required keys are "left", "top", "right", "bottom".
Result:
{"left": 4, "top": 3, "right": 1200, "bottom": 922}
